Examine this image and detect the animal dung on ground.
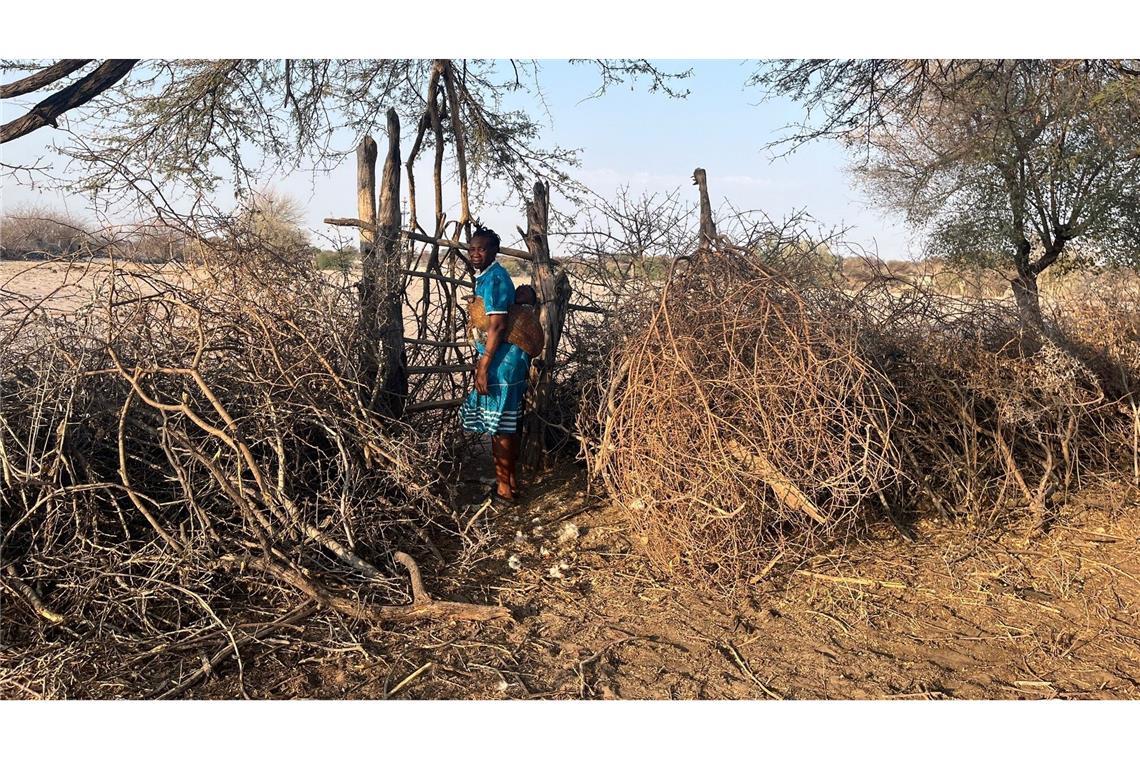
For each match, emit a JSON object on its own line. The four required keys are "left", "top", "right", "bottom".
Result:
{"left": 555, "top": 522, "right": 580, "bottom": 544}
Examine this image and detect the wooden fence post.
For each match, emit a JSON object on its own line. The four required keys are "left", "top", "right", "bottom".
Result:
{"left": 522, "top": 181, "right": 571, "bottom": 468}
{"left": 693, "top": 167, "right": 716, "bottom": 251}
{"left": 357, "top": 110, "right": 408, "bottom": 418}
{"left": 357, "top": 137, "right": 378, "bottom": 254}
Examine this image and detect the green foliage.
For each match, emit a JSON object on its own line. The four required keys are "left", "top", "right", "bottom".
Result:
{"left": 865, "top": 63, "right": 1140, "bottom": 279}
{"left": 758, "top": 60, "right": 1140, "bottom": 291}
{"left": 7, "top": 59, "right": 689, "bottom": 219}
{"left": 315, "top": 248, "right": 357, "bottom": 273}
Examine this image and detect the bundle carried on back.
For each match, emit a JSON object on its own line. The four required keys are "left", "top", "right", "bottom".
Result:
{"left": 468, "top": 296, "right": 545, "bottom": 358}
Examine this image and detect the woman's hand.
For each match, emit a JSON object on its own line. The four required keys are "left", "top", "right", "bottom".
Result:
{"left": 476, "top": 313, "right": 508, "bottom": 396}
{"left": 475, "top": 357, "right": 490, "bottom": 395}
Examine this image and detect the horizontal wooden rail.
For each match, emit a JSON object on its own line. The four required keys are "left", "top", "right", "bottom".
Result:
{"left": 568, "top": 303, "right": 609, "bottom": 315}
{"left": 404, "top": 230, "right": 534, "bottom": 262}
{"left": 324, "top": 217, "right": 534, "bottom": 261}
{"left": 405, "top": 397, "right": 465, "bottom": 414}
{"left": 404, "top": 337, "right": 468, "bottom": 348}
{"left": 406, "top": 363, "right": 474, "bottom": 375}
{"left": 401, "top": 269, "right": 473, "bottom": 289}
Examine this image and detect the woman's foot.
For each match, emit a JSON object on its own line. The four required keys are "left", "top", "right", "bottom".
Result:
{"left": 489, "top": 487, "right": 514, "bottom": 508}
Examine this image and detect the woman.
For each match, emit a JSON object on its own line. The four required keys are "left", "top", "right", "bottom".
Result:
{"left": 459, "top": 226, "right": 530, "bottom": 504}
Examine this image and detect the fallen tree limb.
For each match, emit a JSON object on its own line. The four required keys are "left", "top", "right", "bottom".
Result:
{"left": 149, "top": 601, "right": 319, "bottom": 699}
{"left": 223, "top": 551, "right": 511, "bottom": 624}
{"left": 794, "top": 569, "right": 907, "bottom": 589}
{"left": 726, "top": 440, "right": 827, "bottom": 525}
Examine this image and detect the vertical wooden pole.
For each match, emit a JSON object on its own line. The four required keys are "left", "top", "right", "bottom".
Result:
{"left": 376, "top": 108, "right": 408, "bottom": 417}
{"left": 693, "top": 167, "right": 716, "bottom": 251}
{"left": 358, "top": 137, "right": 378, "bottom": 253}
{"left": 522, "top": 181, "right": 571, "bottom": 468}
{"left": 356, "top": 136, "right": 381, "bottom": 408}
{"left": 356, "top": 113, "right": 408, "bottom": 419}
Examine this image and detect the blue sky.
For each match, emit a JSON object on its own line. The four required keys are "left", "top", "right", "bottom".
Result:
{"left": 1, "top": 59, "right": 917, "bottom": 258}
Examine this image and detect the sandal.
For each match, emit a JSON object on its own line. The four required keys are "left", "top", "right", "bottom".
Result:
{"left": 486, "top": 488, "right": 515, "bottom": 508}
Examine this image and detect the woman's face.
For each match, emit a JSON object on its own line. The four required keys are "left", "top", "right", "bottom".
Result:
{"left": 469, "top": 236, "right": 496, "bottom": 271}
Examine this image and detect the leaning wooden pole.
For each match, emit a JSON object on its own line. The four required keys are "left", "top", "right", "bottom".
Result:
{"left": 522, "top": 181, "right": 571, "bottom": 468}
{"left": 357, "top": 111, "right": 408, "bottom": 418}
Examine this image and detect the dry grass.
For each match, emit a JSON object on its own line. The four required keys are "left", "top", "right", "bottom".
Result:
{"left": 845, "top": 280, "right": 1137, "bottom": 530}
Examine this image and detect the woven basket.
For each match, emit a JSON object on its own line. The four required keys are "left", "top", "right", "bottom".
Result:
{"left": 467, "top": 295, "right": 489, "bottom": 330}
{"left": 508, "top": 305, "right": 545, "bottom": 358}
{"left": 467, "top": 296, "right": 545, "bottom": 357}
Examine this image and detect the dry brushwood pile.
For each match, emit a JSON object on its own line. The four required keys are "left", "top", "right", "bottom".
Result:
{"left": 587, "top": 245, "right": 1140, "bottom": 594}
{"left": 586, "top": 251, "right": 901, "bottom": 593}
{"left": 0, "top": 248, "right": 505, "bottom": 698}
{"left": 841, "top": 277, "right": 1139, "bottom": 530}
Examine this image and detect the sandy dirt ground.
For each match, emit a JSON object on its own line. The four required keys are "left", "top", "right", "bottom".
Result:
{"left": 170, "top": 462, "right": 1140, "bottom": 701}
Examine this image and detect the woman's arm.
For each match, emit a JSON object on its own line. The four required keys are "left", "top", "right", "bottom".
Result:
{"left": 475, "top": 313, "right": 508, "bottom": 395}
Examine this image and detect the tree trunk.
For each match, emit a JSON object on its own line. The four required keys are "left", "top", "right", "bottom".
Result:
{"left": 522, "top": 182, "right": 571, "bottom": 469}
{"left": 1010, "top": 237, "right": 1043, "bottom": 328}
{"left": 1011, "top": 268, "right": 1043, "bottom": 328}
{"left": 356, "top": 111, "right": 408, "bottom": 418}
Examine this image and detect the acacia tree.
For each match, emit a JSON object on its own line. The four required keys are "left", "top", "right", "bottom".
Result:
{"left": 1, "top": 58, "right": 689, "bottom": 217}
{"left": 238, "top": 188, "right": 310, "bottom": 254}
{"left": 752, "top": 59, "right": 1140, "bottom": 325}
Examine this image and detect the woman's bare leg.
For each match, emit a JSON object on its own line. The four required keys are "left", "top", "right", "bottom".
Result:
{"left": 507, "top": 435, "right": 520, "bottom": 497}
{"left": 491, "top": 435, "right": 515, "bottom": 500}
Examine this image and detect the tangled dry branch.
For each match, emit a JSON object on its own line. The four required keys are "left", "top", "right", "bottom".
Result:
{"left": 582, "top": 217, "right": 1139, "bottom": 595}
{"left": 586, "top": 250, "right": 901, "bottom": 594}
{"left": 0, "top": 244, "right": 504, "bottom": 698}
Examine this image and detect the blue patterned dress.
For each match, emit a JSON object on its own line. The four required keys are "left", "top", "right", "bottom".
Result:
{"left": 460, "top": 260, "right": 530, "bottom": 435}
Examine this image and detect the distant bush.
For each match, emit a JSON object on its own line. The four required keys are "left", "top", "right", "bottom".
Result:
{"left": 316, "top": 248, "right": 357, "bottom": 272}
{"left": 498, "top": 256, "right": 527, "bottom": 277}
{"left": 0, "top": 207, "right": 206, "bottom": 263}
{"left": 0, "top": 207, "right": 93, "bottom": 259}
